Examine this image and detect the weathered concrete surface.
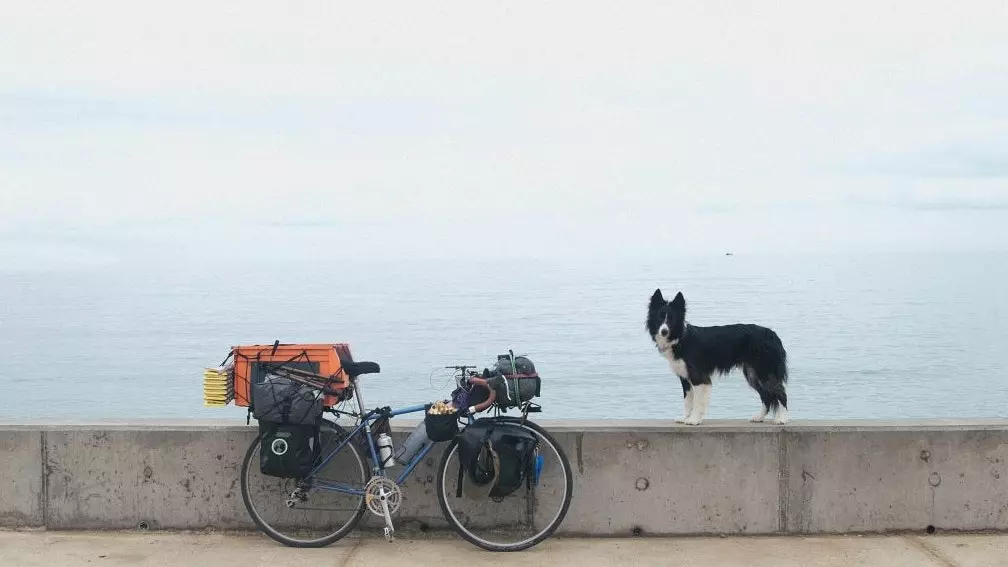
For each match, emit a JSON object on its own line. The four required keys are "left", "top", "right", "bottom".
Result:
{"left": 3, "top": 420, "right": 1008, "bottom": 535}
{"left": 0, "top": 430, "right": 43, "bottom": 527}
{"left": 915, "top": 534, "right": 1008, "bottom": 567}
{"left": 44, "top": 427, "right": 257, "bottom": 530}
{"left": 783, "top": 429, "right": 1008, "bottom": 533}
{"left": 564, "top": 429, "right": 779, "bottom": 535}
{"left": 3, "top": 530, "right": 1006, "bottom": 567}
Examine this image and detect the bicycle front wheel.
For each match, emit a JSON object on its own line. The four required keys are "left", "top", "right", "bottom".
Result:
{"left": 240, "top": 420, "right": 368, "bottom": 547}
{"left": 436, "top": 417, "right": 573, "bottom": 552}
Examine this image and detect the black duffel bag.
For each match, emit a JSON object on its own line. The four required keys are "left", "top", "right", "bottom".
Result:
{"left": 251, "top": 374, "right": 325, "bottom": 425}
{"left": 251, "top": 374, "right": 325, "bottom": 478}
{"left": 467, "top": 353, "right": 541, "bottom": 411}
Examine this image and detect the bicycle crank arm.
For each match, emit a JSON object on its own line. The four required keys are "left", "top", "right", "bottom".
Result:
{"left": 379, "top": 487, "right": 395, "bottom": 542}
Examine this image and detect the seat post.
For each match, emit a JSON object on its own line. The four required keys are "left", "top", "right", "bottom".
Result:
{"left": 351, "top": 377, "right": 368, "bottom": 423}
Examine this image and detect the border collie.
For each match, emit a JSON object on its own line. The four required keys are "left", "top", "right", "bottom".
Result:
{"left": 646, "top": 288, "right": 789, "bottom": 425}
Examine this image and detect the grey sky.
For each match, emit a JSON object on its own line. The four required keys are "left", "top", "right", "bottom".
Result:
{"left": 2, "top": 1, "right": 1007, "bottom": 266}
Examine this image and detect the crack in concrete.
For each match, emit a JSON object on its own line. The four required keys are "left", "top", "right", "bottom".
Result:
{"left": 576, "top": 433, "right": 584, "bottom": 474}
{"left": 40, "top": 431, "right": 48, "bottom": 528}
{"left": 777, "top": 431, "right": 790, "bottom": 533}
{"left": 905, "top": 536, "right": 960, "bottom": 567}
{"left": 337, "top": 537, "right": 365, "bottom": 567}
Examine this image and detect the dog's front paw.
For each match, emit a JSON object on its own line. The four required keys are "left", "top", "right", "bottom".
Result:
{"left": 682, "top": 416, "right": 702, "bottom": 425}
{"left": 750, "top": 415, "right": 766, "bottom": 423}
{"left": 674, "top": 415, "right": 689, "bottom": 423}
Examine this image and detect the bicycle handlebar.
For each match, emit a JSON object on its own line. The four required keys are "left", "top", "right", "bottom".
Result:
{"left": 464, "top": 376, "right": 497, "bottom": 414}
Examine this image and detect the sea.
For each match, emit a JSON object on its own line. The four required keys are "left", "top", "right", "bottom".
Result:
{"left": 1, "top": 250, "right": 1005, "bottom": 422}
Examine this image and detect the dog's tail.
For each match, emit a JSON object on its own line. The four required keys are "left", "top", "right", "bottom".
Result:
{"left": 774, "top": 345, "right": 789, "bottom": 384}
{"left": 770, "top": 332, "right": 789, "bottom": 384}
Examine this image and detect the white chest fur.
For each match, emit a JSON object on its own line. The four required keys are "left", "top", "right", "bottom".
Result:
{"left": 661, "top": 350, "right": 689, "bottom": 379}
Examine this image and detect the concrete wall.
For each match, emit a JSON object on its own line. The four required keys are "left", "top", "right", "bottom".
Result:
{"left": 2, "top": 420, "right": 1007, "bottom": 535}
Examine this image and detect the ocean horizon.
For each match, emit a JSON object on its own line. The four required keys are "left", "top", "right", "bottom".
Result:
{"left": 1, "top": 249, "right": 1005, "bottom": 423}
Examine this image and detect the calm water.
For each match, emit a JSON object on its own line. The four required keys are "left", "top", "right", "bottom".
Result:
{"left": 1, "top": 251, "right": 1005, "bottom": 421}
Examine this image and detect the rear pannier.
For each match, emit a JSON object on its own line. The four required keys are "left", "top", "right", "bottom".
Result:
{"left": 252, "top": 374, "right": 325, "bottom": 478}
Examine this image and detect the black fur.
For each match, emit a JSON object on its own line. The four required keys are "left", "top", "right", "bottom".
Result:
{"left": 647, "top": 288, "right": 789, "bottom": 419}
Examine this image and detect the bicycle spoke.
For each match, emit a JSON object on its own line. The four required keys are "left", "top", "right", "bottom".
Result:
{"left": 436, "top": 418, "right": 572, "bottom": 552}
{"left": 241, "top": 422, "right": 368, "bottom": 547}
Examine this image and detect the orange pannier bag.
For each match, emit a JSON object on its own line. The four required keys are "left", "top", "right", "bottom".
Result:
{"left": 230, "top": 343, "right": 353, "bottom": 408}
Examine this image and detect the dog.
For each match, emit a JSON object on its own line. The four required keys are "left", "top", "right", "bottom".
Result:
{"left": 646, "top": 288, "right": 789, "bottom": 425}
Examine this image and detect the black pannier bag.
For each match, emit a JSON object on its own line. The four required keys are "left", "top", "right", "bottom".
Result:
{"left": 468, "top": 353, "right": 541, "bottom": 410}
{"left": 455, "top": 419, "right": 539, "bottom": 499}
{"left": 258, "top": 422, "right": 320, "bottom": 478}
{"left": 251, "top": 374, "right": 325, "bottom": 478}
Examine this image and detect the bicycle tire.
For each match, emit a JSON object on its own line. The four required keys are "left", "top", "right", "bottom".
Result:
{"left": 240, "top": 420, "right": 367, "bottom": 548}
{"left": 435, "top": 416, "right": 573, "bottom": 552}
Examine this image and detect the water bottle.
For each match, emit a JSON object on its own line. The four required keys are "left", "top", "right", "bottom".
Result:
{"left": 376, "top": 433, "right": 395, "bottom": 467}
{"left": 394, "top": 422, "right": 433, "bottom": 466}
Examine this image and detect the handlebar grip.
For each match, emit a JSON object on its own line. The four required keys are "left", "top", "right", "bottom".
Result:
{"left": 465, "top": 376, "right": 497, "bottom": 414}
{"left": 470, "top": 389, "right": 497, "bottom": 414}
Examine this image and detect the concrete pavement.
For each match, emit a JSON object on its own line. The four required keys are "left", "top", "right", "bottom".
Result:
{"left": 1, "top": 530, "right": 1005, "bottom": 567}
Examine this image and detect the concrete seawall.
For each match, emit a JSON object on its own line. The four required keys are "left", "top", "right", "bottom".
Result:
{"left": 2, "top": 420, "right": 1007, "bottom": 535}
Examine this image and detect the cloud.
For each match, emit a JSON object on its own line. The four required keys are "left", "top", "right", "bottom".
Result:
{"left": 2, "top": 0, "right": 1008, "bottom": 255}
{"left": 850, "top": 147, "right": 1008, "bottom": 180}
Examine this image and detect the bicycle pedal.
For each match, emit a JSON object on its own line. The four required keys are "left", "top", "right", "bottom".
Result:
{"left": 383, "top": 526, "right": 395, "bottom": 542}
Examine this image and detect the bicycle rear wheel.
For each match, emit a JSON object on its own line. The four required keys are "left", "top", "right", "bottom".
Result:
{"left": 436, "top": 417, "right": 573, "bottom": 552}
{"left": 240, "top": 420, "right": 367, "bottom": 547}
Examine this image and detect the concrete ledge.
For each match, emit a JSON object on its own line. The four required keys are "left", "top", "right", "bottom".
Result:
{"left": 0, "top": 430, "right": 43, "bottom": 527}
{"left": 3, "top": 420, "right": 1007, "bottom": 535}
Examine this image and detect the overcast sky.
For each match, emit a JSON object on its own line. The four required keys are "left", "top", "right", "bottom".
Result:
{"left": 2, "top": 1, "right": 1007, "bottom": 267}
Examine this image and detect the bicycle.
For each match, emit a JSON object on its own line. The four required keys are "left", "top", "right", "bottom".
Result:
{"left": 239, "top": 358, "right": 573, "bottom": 552}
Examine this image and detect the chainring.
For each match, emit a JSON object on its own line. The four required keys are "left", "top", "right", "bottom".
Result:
{"left": 364, "top": 476, "right": 402, "bottom": 517}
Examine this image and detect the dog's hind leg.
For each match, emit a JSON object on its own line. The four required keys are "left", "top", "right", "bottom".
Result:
{"left": 758, "top": 378, "right": 789, "bottom": 424}
{"left": 773, "top": 406, "right": 789, "bottom": 424}
{"left": 675, "top": 378, "right": 694, "bottom": 424}
{"left": 770, "top": 385, "right": 789, "bottom": 424}
{"left": 744, "top": 365, "right": 770, "bottom": 423}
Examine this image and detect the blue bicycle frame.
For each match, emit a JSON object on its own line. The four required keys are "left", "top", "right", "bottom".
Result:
{"left": 304, "top": 381, "right": 475, "bottom": 496}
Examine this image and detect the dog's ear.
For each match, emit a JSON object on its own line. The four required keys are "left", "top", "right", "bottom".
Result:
{"left": 670, "top": 291, "right": 686, "bottom": 312}
{"left": 649, "top": 288, "right": 665, "bottom": 309}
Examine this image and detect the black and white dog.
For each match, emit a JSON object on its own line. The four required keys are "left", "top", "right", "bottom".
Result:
{"left": 646, "top": 288, "right": 789, "bottom": 425}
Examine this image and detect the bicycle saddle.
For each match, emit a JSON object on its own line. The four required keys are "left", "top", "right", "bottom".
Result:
{"left": 342, "top": 360, "right": 380, "bottom": 377}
